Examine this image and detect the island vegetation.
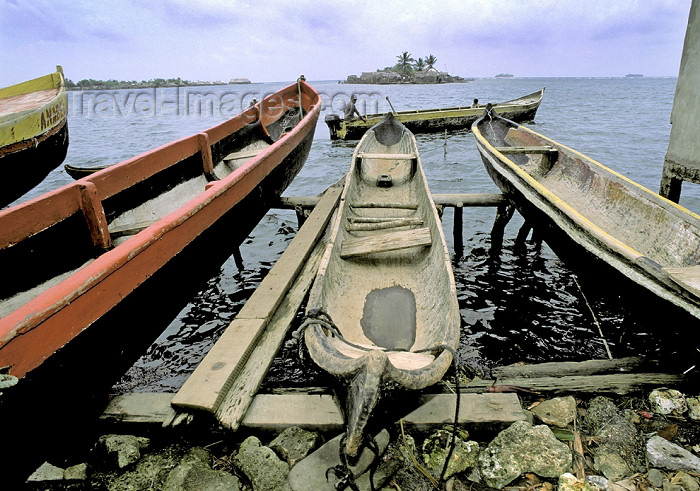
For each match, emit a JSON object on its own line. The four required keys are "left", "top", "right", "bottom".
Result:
{"left": 64, "top": 77, "right": 251, "bottom": 90}
{"left": 344, "top": 52, "right": 470, "bottom": 84}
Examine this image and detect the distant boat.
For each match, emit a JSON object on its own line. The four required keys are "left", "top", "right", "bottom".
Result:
{"left": 229, "top": 78, "right": 252, "bottom": 84}
{"left": 325, "top": 88, "right": 545, "bottom": 140}
{"left": 0, "top": 66, "right": 69, "bottom": 208}
{"left": 495, "top": 73, "right": 514, "bottom": 78}
{"left": 626, "top": 74, "right": 644, "bottom": 78}
{"left": 0, "top": 80, "right": 321, "bottom": 382}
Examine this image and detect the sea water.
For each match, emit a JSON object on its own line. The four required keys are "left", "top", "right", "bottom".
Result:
{"left": 8, "top": 77, "right": 696, "bottom": 393}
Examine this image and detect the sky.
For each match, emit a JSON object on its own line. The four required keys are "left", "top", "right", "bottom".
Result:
{"left": 0, "top": 0, "right": 692, "bottom": 86}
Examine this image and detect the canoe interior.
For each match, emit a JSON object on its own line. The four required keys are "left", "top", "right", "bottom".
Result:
{"left": 476, "top": 116, "right": 700, "bottom": 270}
{"left": 0, "top": 100, "right": 307, "bottom": 317}
{"left": 308, "top": 114, "right": 460, "bottom": 373}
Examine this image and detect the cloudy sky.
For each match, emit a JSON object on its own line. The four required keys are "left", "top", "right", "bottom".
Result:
{"left": 0, "top": 0, "right": 692, "bottom": 86}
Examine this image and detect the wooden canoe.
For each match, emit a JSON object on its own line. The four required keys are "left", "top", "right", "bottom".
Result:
{"left": 64, "top": 162, "right": 108, "bottom": 179}
{"left": 325, "top": 87, "right": 544, "bottom": 140}
{"left": 473, "top": 107, "right": 700, "bottom": 321}
{"left": 0, "top": 66, "right": 69, "bottom": 208}
{"left": 303, "top": 112, "right": 460, "bottom": 458}
{"left": 0, "top": 80, "right": 321, "bottom": 381}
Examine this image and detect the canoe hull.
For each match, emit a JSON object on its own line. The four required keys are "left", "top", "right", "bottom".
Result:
{"left": 327, "top": 88, "right": 544, "bottom": 140}
{"left": 305, "top": 113, "right": 460, "bottom": 457}
{"left": 0, "top": 68, "right": 69, "bottom": 208}
{"left": 473, "top": 111, "right": 700, "bottom": 322}
{"left": 0, "top": 81, "right": 320, "bottom": 381}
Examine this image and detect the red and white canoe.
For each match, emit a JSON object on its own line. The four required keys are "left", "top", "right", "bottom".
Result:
{"left": 0, "top": 79, "right": 321, "bottom": 381}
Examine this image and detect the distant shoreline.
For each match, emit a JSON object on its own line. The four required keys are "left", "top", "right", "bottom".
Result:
{"left": 65, "top": 79, "right": 257, "bottom": 91}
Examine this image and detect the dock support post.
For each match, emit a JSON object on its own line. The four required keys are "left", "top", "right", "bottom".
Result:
{"left": 294, "top": 205, "right": 306, "bottom": 228}
{"left": 233, "top": 246, "right": 244, "bottom": 271}
{"left": 453, "top": 204, "right": 463, "bottom": 254}
{"left": 491, "top": 201, "right": 515, "bottom": 253}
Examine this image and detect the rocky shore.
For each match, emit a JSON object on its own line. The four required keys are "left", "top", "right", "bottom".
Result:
{"left": 23, "top": 386, "right": 700, "bottom": 491}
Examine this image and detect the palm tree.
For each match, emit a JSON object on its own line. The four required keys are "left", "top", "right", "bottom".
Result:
{"left": 414, "top": 58, "right": 426, "bottom": 71}
{"left": 396, "top": 51, "right": 415, "bottom": 74}
{"left": 425, "top": 54, "right": 438, "bottom": 70}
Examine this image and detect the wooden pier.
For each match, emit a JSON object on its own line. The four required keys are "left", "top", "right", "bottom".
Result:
{"left": 103, "top": 183, "right": 685, "bottom": 433}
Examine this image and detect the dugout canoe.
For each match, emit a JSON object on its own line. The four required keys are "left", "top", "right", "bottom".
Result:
{"left": 325, "top": 87, "right": 544, "bottom": 140}
{"left": 64, "top": 162, "right": 108, "bottom": 179}
{"left": 303, "top": 112, "right": 460, "bottom": 458}
{"left": 0, "top": 66, "right": 69, "bottom": 208}
{"left": 473, "top": 107, "right": 700, "bottom": 322}
{"left": 0, "top": 79, "right": 321, "bottom": 381}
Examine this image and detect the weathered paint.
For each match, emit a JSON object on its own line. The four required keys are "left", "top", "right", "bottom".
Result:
{"left": 0, "top": 80, "right": 321, "bottom": 379}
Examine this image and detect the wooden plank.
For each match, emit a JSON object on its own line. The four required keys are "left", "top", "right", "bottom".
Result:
{"left": 101, "top": 393, "right": 177, "bottom": 425}
{"left": 663, "top": 265, "right": 700, "bottom": 298}
{"left": 491, "top": 357, "right": 649, "bottom": 379}
{"left": 172, "top": 186, "right": 342, "bottom": 414}
{"left": 494, "top": 146, "right": 556, "bottom": 154}
{"left": 460, "top": 373, "right": 684, "bottom": 395}
{"left": 223, "top": 148, "right": 264, "bottom": 161}
{"left": 241, "top": 394, "right": 344, "bottom": 431}
{"left": 346, "top": 218, "right": 423, "bottom": 232}
{"left": 340, "top": 227, "right": 431, "bottom": 259}
{"left": 432, "top": 193, "right": 505, "bottom": 207}
{"left": 358, "top": 152, "right": 416, "bottom": 160}
{"left": 216, "top": 237, "right": 327, "bottom": 429}
{"left": 350, "top": 202, "right": 418, "bottom": 209}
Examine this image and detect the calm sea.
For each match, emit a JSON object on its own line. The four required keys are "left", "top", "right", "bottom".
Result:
{"left": 8, "top": 77, "right": 695, "bottom": 393}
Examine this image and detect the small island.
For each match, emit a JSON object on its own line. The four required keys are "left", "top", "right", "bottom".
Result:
{"left": 343, "top": 52, "right": 470, "bottom": 84}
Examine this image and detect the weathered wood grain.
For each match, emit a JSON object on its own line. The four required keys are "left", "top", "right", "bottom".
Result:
{"left": 340, "top": 227, "right": 432, "bottom": 258}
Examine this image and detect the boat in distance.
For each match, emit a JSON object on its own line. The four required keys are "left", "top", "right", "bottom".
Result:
{"left": 303, "top": 112, "right": 460, "bottom": 458}
{"left": 473, "top": 107, "right": 700, "bottom": 321}
{"left": 0, "top": 66, "right": 69, "bottom": 208}
{"left": 0, "top": 79, "right": 321, "bottom": 381}
{"left": 325, "top": 87, "right": 544, "bottom": 141}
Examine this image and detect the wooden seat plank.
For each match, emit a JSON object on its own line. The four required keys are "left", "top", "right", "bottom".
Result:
{"left": 663, "top": 265, "right": 700, "bottom": 298}
{"left": 358, "top": 152, "right": 416, "bottom": 160}
{"left": 494, "top": 146, "right": 556, "bottom": 154}
{"left": 340, "top": 227, "right": 431, "bottom": 259}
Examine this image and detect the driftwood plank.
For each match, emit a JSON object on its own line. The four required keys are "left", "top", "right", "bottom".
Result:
{"left": 216, "top": 238, "right": 326, "bottom": 430}
{"left": 460, "top": 373, "right": 683, "bottom": 395}
{"left": 491, "top": 357, "right": 649, "bottom": 379}
{"left": 340, "top": 227, "right": 431, "bottom": 258}
{"left": 171, "top": 186, "right": 342, "bottom": 413}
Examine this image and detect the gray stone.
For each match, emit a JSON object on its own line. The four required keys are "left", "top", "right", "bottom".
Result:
{"left": 421, "top": 428, "right": 479, "bottom": 480}
{"left": 676, "top": 471, "right": 700, "bottom": 491}
{"left": 26, "top": 461, "right": 64, "bottom": 482}
{"left": 64, "top": 462, "right": 88, "bottom": 481}
{"left": 649, "top": 389, "right": 688, "bottom": 416}
{"left": 647, "top": 435, "right": 700, "bottom": 473}
{"left": 234, "top": 436, "right": 291, "bottom": 491}
{"left": 478, "top": 420, "right": 572, "bottom": 489}
{"left": 269, "top": 426, "right": 320, "bottom": 467}
{"left": 559, "top": 473, "right": 600, "bottom": 491}
{"left": 164, "top": 447, "right": 242, "bottom": 491}
{"left": 648, "top": 468, "right": 666, "bottom": 487}
{"left": 593, "top": 451, "right": 632, "bottom": 483}
{"left": 95, "top": 434, "right": 151, "bottom": 469}
{"left": 531, "top": 396, "right": 577, "bottom": 428}
{"left": 687, "top": 396, "right": 700, "bottom": 421}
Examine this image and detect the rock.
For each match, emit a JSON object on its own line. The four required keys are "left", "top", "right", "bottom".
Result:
{"left": 26, "top": 461, "right": 64, "bottom": 482}
{"left": 585, "top": 475, "right": 610, "bottom": 490}
{"left": 675, "top": 471, "right": 700, "bottom": 491}
{"left": 0, "top": 373, "right": 18, "bottom": 389}
{"left": 421, "top": 428, "right": 479, "bottom": 480}
{"left": 163, "top": 447, "right": 242, "bottom": 491}
{"left": 531, "top": 396, "right": 577, "bottom": 428}
{"left": 95, "top": 434, "right": 151, "bottom": 470}
{"left": 649, "top": 389, "right": 688, "bottom": 416}
{"left": 64, "top": 462, "right": 88, "bottom": 481}
{"left": 687, "top": 396, "right": 700, "bottom": 421}
{"left": 647, "top": 468, "right": 665, "bottom": 487}
{"left": 585, "top": 397, "right": 644, "bottom": 481}
{"left": 234, "top": 436, "right": 291, "bottom": 491}
{"left": 559, "top": 472, "right": 599, "bottom": 491}
{"left": 478, "top": 420, "right": 572, "bottom": 489}
{"left": 647, "top": 435, "right": 700, "bottom": 473}
{"left": 269, "top": 426, "right": 320, "bottom": 467}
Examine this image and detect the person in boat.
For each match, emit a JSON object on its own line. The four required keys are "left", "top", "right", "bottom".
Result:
{"left": 344, "top": 95, "right": 366, "bottom": 122}
{"left": 471, "top": 98, "right": 479, "bottom": 108}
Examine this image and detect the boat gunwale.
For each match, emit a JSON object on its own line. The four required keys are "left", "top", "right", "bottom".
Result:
{"left": 0, "top": 81, "right": 321, "bottom": 372}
